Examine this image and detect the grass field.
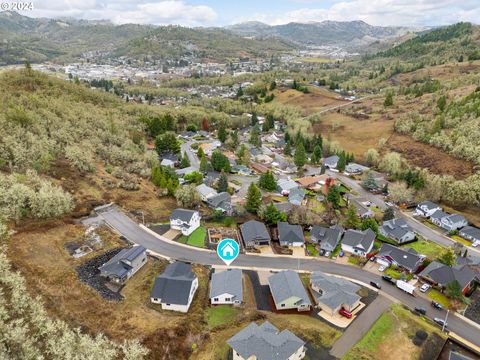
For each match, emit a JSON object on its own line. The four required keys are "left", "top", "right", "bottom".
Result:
{"left": 428, "top": 289, "right": 451, "bottom": 308}
{"left": 402, "top": 239, "right": 444, "bottom": 258}
{"left": 344, "top": 304, "right": 447, "bottom": 360}
{"left": 451, "top": 235, "right": 472, "bottom": 246}
{"left": 207, "top": 305, "right": 238, "bottom": 329}
{"left": 178, "top": 227, "right": 207, "bottom": 248}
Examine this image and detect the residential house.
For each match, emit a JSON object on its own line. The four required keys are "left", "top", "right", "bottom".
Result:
{"left": 414, "top": 201, "right": 442, "bottom": 218}
{"left": 175, "top": 166, "right": 195, "bottom": 177}
{"left": 439, "top": 214, "right": 468, "bottom": 232}
{"left": 274, "top": 201, "right": 293, "bottom": 214}
{"left": 323, "top": 155, "right": 340, "bottom": 170}
{"left": 310, "top": 225, "right": 344, "bottom": 254}
{"left": 204, "top": 171, "right": 221, "bottom": 187}
{"left": 98, "top": 246, "right": 147, "bottom": 284}
{"left": 363, "top": 170, "right": 388, "bottom": 193}
{"left": 150, "top": 262, "right": 198, "bottom": 313}
{"left": 347, "top": 197, "right": 374, "bottom": 218}
{"left": 227, "top": 321, "right": 306, "bottom": 360}
{"left": 379, "top": 218, "right": 416, "bottom": 244}
{"left": 420, "top": 261, "right": 478, "bottom": 295}
{"left": 430, "top": 210, "right": 449, "bottom": 226}
{"left": 341, "top": 229, "right": 376, "bottom": 257}
{"left": 196, "top": 183, "right": 217, "bottom": 201}
{"left": 376, "top": 244, "right": 424, "bottom": 273}
{"left": 277, "top": 178, "right": 299, "bottom": 195}
{"left": 240, "top": 220, "right": 271, "bottom": 248}
{"left": 296, "top": 174, "right": 331, "bottom": 191}
{"left": 268, "top": 270, "right": 311, "bottom": 311}
{"left": 278, "top": 222, "right": 305, "bottom": 247}
{"left": 210, "top": 269, "right": 243, "bottom": 305}
{"left": 256, "top": 154, "right": 274, "bottom": 164}
{"left": 251, "top": 162, "right": 270, "bottom": 174}
{"left": 288, "top": 187, "right": 305, "bottom": 206}
{"left": 345, "top": 163, "right": 369, "bottom": 176}
{"left": 170, "top": 209, "right": 201, "bottom": 236}
{"left": 207, "top": 192, "right": 232, "bottom": 214}
{"left": 232, "top": 165, "right": 252, "bottom": 176}
{"left": 160, "top": 158, "right": 175, "bottom": 167}
{"left": 310, "top": 271, "right": 361, "bottom": 316}
{"left": 459, "top": 226, "right": 480, "bottom": 243}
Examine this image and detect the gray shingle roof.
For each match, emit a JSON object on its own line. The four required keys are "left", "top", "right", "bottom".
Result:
{"left": 342, "top": 229, "right": 375, "bottom": 251}
{"left": 99, "top": 246, "right": 146, "bottom": 278}
{"left": 377, "top": 244, "right": 423, "bottom": 271}
{"left": 311, "top": 225, "right": 343, "bottom": 251}
{"left": 323, "top": 155, "right": 339, "bottom": 167}
{"left": 207, "top": 192, "right": 231, "bottom": 208}
{"left": 151, "top": 262, "right": 197, "bottom": 305}
{"left": 278, "top": 222, "right": 304, "bottom": 246}
{"left": 420, "top": 261, "right": 477, "bottom": 289}
{"left": 288, "top": 187, "right": 305, "bottom": 206}
{"left": 381, "top": 218, "right": 414, "bottom": 242}
{"left": 268, "top": 270, "right": 311, "bottom": 307}
{"left": 196, "top": 183, "right": 217, "bottom": 198}
{"left": 227, "top": 321, "right": 305, "bottom": 360}
{"left": 430, "top": 210, "right": 448, "bottom": 221}
{"left": 240, "top": 220, "right": 271, "bottom": 247}
{"left": 170, "top": 208, "right": 198, "bottom": 222}
{"left": 418, "top": 201, "right": 441, "bottom": 211}
{"left": 459, "top": 226, "right": 480, "bottom": 241}
{"left": 210, "top": 269, "right": 243, "bottom": 301}
{"left": 310, "top": 272, "right": 361, "bottom": 310}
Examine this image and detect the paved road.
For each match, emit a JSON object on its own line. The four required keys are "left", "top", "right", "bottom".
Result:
{"left": 330, "top": 296, "right": 392, "bottom": 358}
{"left": 327, "top": 170, "right": 480, "bottom": 253}
{"left": 180, "top": 140, "right": 199, "bottom": 170}
{"left": 97, "top": 206, "right": 480, "bottom": 348}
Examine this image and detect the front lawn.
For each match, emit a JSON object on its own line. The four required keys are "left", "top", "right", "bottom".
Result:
{"left": 306, "top": 243, "right": 319, "bottom": 256}
{"left": 178, "top": 227, "right": 207, "bottom": 248}
{"left": 402, "top": 239, "right": 444, "bottom": 258}
{"left": 207, "top": 305, "right": 238, "bottom": 329}
{"left": 428, "top": 289, "right": 451, "bottom": 308}
{"left": 451, "top": 235, "right": 471, "bottom": 246}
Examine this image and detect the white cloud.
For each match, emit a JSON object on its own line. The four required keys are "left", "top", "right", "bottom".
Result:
{"left": 240, "top": 0, "right": 480, "bottom": 27}
{"left": 28, "top": 0, "right": 217, "bottom": 26}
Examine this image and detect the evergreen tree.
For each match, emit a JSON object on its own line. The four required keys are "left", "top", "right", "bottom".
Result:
{"left": 231, "top": 130, "right": 239, "bottom": 149}
{"left": 346, "top": 204, "right": 361, "bottom": 229}
{"left": 218, "top": 126, "right": 227, "bottom": 143}
{"left": 237, "top": 86, "right": 244, "bottom": 98}
{"left": 217, "top": 171, "right": 229, "bottom": 192}
{"left": 294, "top": 142, "right": 306, "bottom": 168}
{"left": 311, "top": 145, "right": 322, "bottom": 164}
{"left": 337, "top": 152, "right": 346, "bottom": 172}
{"left": 383, "top": 207, "right": 395, "bottom": 221}
{"left": 258, "top": 171, "right": 278, "bottom": 191}
{"left": 361, "top": 218, "right": 379, "bottom": 234}
{"left": 284, "top": 142, "right": 292, "bottom": 156}
{"left": 436, "top": 247, "right": 456, "bottom": 266}
{"left": 249, "top": 125, "right": 261, "bottom": 147}
{"left": 155, "top": 132, "right": 180, "bottom": 155}
{"left": 270, "top": 80, "right": 277, "bottom": 91}
{"left": 236, "top": 144, "right": 251, "bottom": 165}
{"left": 197, "top": 146, "right": 205, "bottom": 159}
{"left": 245, "top": 183, "right": 262, "bottom": 213}
{"left": 259, "top": 203, "right": 286, "bottom": 224}
{"left": 251, "top": 113, "right": 259, "bottom": 126}
{"left": 211, "top": 150, "right": 231, "bottom": 172}
{"left": 327, "top": 185, "right": 341, "bottom": 209}
{"left": 384, "top": 92, "right": 394, "bottom": 107}
{"left": 199, "top": 155, "right": 210, "bottom": 173}
{"left": 180, "top": 151, "right": 190, "bottom": 168}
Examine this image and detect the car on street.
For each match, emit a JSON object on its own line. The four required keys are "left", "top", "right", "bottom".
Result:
{"left": 414, "top": 307, "right": 426, "bottom": 315}
{"left": 339, "top": 308, "right": 353, "bottom": 319}
{"left": 420, "top": 283, "right": 430, "bottom": 293}
{"left": 431, "top": 301, "right": 443, "bottom": 310}
{"left": 370, "top": 281, "right": 382, "bottom": 289}
{"left": 382, "top": 275, "right": 396, "bottom": 284}
{"left": 434, "top": 318, "right": 447, "bottom": 328}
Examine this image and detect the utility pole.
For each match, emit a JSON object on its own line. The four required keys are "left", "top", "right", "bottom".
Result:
{"left": 442, "top": 310, "right": 449, "bottom": 333}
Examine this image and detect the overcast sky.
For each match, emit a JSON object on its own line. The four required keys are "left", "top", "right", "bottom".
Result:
{"left": 20, "top": 0, "right": 480, "bottom": 27}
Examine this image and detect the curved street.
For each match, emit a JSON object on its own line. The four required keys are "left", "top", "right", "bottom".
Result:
{"left": 97, "top": 206, "right": 480, "bottom": 349}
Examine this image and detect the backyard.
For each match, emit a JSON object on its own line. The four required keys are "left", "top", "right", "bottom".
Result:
{"left": 401, "top": 238, "right": 444, "bottom": 258}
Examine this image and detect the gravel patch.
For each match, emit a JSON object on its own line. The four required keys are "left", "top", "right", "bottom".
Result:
{"left": 76, "top": 248, "right": 125, "bottom": 301}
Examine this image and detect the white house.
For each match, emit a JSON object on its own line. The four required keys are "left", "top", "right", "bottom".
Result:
{"left": 439, "top": 214, "right": 468, "bottom": 232}
{"left": 414, "top": 201, "right": 442, "bottom": 217}
{"left": 210, "top": 269, "right": 243, "bottom": 305}
{"left": 196, "top": 183, "right": 217, "bottom": 202}
{"left": 170, "top": 209, "right": 201, "bottom": 236}
{"left": 341, "top": 229, "right": 376, "bottom": 257}
{"left": 150, "top": 262, "right": 198, "bottom": 313}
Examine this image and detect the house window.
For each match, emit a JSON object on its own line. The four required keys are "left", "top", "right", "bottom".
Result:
{"left": 281, "top": 304, "right": 285, "bottom": 307}
{"left": 214, "top": 298, "right": 219, "bottom": 302}
{"left": 225, "top": 298, "right": 231, "bottom": 302}
{"left": 166, "top": 304, "right": 171, "bottom": 306}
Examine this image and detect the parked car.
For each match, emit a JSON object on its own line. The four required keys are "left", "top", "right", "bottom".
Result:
{"left": 434, "top": 318, "right": 447, "bottom": 328}
{"left": 339, "top": 251, "right": 344, "bottom": 257}
{"left": 369, "top": 256, "right": 376, "bottom": 262}
{"left": 319, "top": 249, "right": 326, "bottom": 256}
{"left": 431, "top": 301, "right": 443, "bottom": 310}
{"left": 473, "top": 240, "right": 479, "bottom": 247}
{"left": 325, "top": 251, "right": 331, "bottom": 257}
{"left": 420, "top": 283, "right": 430, "bottom": 293}
{"left": 370, "top": 281, "right": 382, "bottom": 289}
{"left": 382, "top": 275, "right": 395, "bottom": 284}
{"left": 339, "top": 308, "right": 353, "bottom": 319}
{"left": 378, "top": 265, "right": 386, "bottom": 272}
{"left": 414, "top": 307, "right": 426, "bottom": 315}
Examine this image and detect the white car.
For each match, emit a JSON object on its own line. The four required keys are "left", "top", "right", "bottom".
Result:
{"left": 472, "top": 241, "right": 479, "bottom": 248}
{"left": 378, "top": 265, "right": 386, "bottom": 272}
{"left": 420, "top": 283, "right": 430, "bottom": 293}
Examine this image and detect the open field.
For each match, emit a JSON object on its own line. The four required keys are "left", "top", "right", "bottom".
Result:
{"left": 312, "top": 110, "right": 394, "bottom": 160}
{"left": 274, "top": 86, "right": 347, "bottom": 116}
{"left": 343, "top": 304, "right": 447, "bottom": 360}
{"left": 386, "top": 134, "right": 474, "bottom": 179}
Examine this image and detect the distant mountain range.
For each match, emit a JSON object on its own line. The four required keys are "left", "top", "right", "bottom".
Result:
{"left": 225, "top": 20, "right": 421, "bottom": 51}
